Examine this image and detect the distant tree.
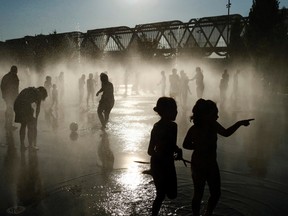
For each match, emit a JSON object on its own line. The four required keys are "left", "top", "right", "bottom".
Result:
{"left": 245, "top": 0, "right": 286, "bottom": 58}
{"left": 244, "top": 0, "right": 288, "bottom": 92}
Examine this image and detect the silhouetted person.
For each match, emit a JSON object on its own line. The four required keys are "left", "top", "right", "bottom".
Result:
{"left": 169, "top": 68, "right": 180, "bottom": 100}
{"left": 182, "top": 99, "right": 254, "bottom": 216}
{"left": 87, "top": 73, "right": 96, "bottom": 107}
{"left": 14, "top": 86, "right": 48, "bottom": 151}
{"left": 78, "top": 74, "right": 85, "bottom": 104}
{"left": 232, "top": 70, "right": 240, "bottom": 105}
{"left": 96, "top": 73, "right": 114, "bottom": 129}
{"left": 179, "top": 70, "right": 191, "bottom": 109}
{"left": 191, "top": 67, "right": 204, "bottom": 99}
{"left": 44, "top": 84, "right": 58, "bottom": 128}
{"left": 158, "top": 70, "right": 166, "bottom": 96}
{"left": 1, "top": 65, "right": 19, "bottom": 130}
{"left": 219, "top": 69, "right": 229, "bottom": 105}
{"left": 51, "top": 84, "right": 58, "bottom": 110}
{"left": 44, "top": 75, "right": 52, "bottom": 98}
{"left": 57, "top": 71, "right": 64, "bottom": 102}
{"left": 148, "top": 97, "right": 183, "bottom": 216}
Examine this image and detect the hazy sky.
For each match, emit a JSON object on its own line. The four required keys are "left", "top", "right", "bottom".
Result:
{"left": 0, "top": 0, "right": 287, "bottom": 41}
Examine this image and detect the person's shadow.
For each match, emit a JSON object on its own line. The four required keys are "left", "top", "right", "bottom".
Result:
{"left": 97, "top": 131, "right": 114, "bottom": 179}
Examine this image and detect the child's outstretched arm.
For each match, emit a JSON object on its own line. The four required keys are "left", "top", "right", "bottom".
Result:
{"left": 217, "top": 119, "right": 254, "bottom": 137}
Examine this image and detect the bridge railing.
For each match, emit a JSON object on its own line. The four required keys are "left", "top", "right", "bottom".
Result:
{"left": 0, "top": 14, "right": 248, "bottom": 65}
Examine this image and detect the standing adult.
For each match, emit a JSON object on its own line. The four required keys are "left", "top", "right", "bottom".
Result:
{"left": 96, "top": 73, "right": 115, "bottom": 129}
{"left": 87, "top": 73, "right": 96, "bottom": 107}
{"left": 78, "top": 74, "right": 86, "bottom": 104}
{"left": 169, "top": 68, "right": 180, "bottom": 100}
{"left": 219, "top": 69, "right": 229, "bottom": 105}
{"left": 57, "top": 71, "right": 64, "bottom": 102}
{"left": 232, "top": 70, "right": 240, "bottom": 104}
{"left": 1, "top": 65, "right": 19, "bottom": 130}
{"left": 157, "top": 70, "right": 166, "bottom": 96}
{"left": 179, "top": 70, "right": 191, "bottom": 109}
{"left": 191, "top": 67, "right": 204, "bottom": 99}
{"left": 14, "top": 86, "right": 47, "bottom": 150}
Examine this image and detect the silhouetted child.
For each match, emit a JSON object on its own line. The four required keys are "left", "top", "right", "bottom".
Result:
{"left": 14, "top": 87, "right": 48, "bottom": 151}
{"left": 148, "top": 97, "right": 183, "bottom": 216}
{"left": 96, "top": 73, "right": 114, "bottom": 129}
{"left": 182, "top": 99, "right": 254, "bottom": 216}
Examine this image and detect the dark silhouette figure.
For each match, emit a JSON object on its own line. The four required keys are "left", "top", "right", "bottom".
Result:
{"left": 179, "top": 70, "right": 191, "bottom": 109}
{"left": 96, "top": 73, "right": 114, "bottom": 129}
{"left": 1, "top": 65, "right": 19, "bottom": 130}
{"left": 86, "top": 73, "right": 96, "bottom": 107}
{"left": 219, "top": 69, "right": 229, "bottom": 105}
{"left": 169, "top": 68, "right": 180, "bottom": 100}
{"left": 157, "top": 70, "right": 166, "bottom": 96}
{"left": 78, "top": 74, "right": 85, "bottom": 104}
{"left": 191, "top": 67, "right": 204, "bottom": 99}
{"left": 182, "top": 99, "right": 254, "bottom": 216}
{"left": 44, "top": 75, "right": 52, "bottom": 98}
{"left": 51, "top": 84, "right": 58, "bottom": 110}
{"left": 14, "top": 86, "right": 48, "bottom": 150}
{"left": 232, "top": 70, "right": 240, "bottom": 106}
{"left": 57, "top": 71, "right": 64, "bottom": 102}
{"left": 148, "top": 97, "right": 182, "bottom": 216}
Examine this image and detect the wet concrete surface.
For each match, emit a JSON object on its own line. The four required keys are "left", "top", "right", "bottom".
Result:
{"left": 0, "top": 93, "right": 288, "bottom": 216}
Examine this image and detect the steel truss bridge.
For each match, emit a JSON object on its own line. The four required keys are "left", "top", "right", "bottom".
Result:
{"left": 0, "top": 14, "right": 247, "bottom": 66}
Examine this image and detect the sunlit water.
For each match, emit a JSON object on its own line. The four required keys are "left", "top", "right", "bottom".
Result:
{"left": 0, "top": 93, "right": 288, "bottom": 216}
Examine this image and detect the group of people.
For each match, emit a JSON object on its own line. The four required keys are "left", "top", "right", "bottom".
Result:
{"left": 159, "top": 66, "right": 240, "bottom": 111}
{"left": 1, "top": 66, "right": 115, "bottom": 151}
{"left": 1, "top": 65, "right": 48, "bottom": 150}
{"left": 148, "top": 96, "right": 253, "bottom": 215}
{"left": 2, "top": 64, "right": 252, "bottom": 215}
{"left": 78, "top": 72, "right": 99, "bottom": 107}
{"left": 159, "top": 67, "right": 204, "bottom": 101}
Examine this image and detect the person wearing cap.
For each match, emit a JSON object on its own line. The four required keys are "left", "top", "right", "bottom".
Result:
{"left": 0, "top": 65, "right": 19, "bottom": 130}
{"left": 96, "top": 72, "right": 114, "bottom": 129}
{"left": 14, "top": 86, "right": 48, "bottom": 150}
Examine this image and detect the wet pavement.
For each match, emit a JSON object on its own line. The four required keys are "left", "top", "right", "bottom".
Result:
{"left": 0, "top": 93, "right": 288, "bottom": 216}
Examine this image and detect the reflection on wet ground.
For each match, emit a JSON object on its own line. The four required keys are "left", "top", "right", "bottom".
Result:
{"left": 0, "top": 95, "right": 288, "bottom": 215}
